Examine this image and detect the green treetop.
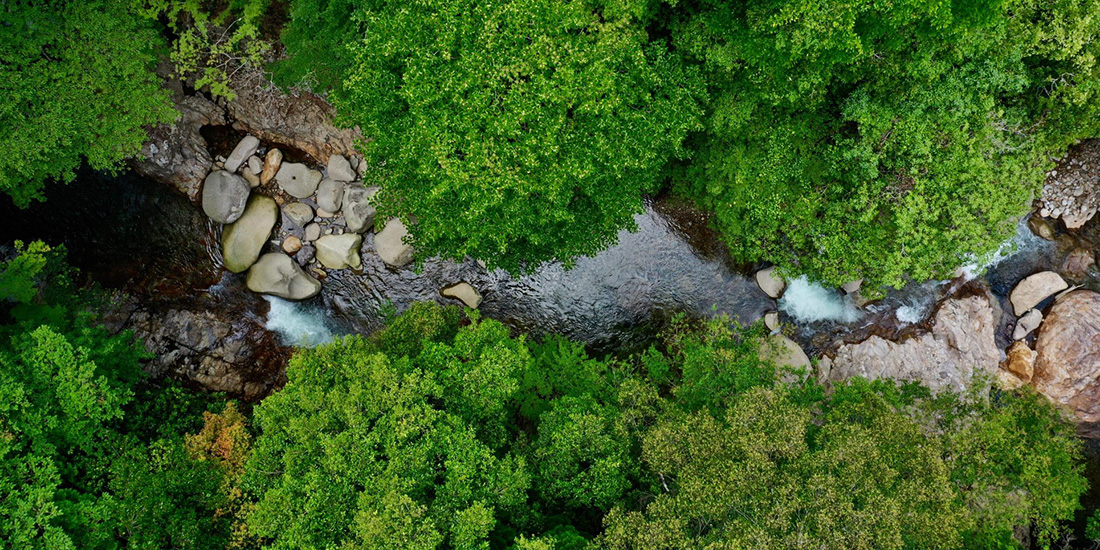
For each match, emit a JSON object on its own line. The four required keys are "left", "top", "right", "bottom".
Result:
{"left": 0, "top": 1, "right": 176, "bottom": 207}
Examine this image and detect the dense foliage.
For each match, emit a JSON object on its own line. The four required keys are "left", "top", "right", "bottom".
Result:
{"left": 333, "top": 0, "right": 702, "bottom": 272}
{"left": 270, "top": 0, "right": 1100, "bottom": 287}
{"left": 0, "top": 1, "right": 176, "bottom": 207}
{"left": 668, "top": 0, "right": 1100, "bottom": 289}
{"left": 241, "top": 303, "right": 1085, "bottom": 549}
{"left": 0, "top": 241, "right": 1089, "bottom": 550}
{"left": 0, "top": 244, "right": 236, "bottom": 549}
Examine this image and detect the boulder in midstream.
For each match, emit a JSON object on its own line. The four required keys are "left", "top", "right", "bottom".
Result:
{"left": 202, "top": 170, "right": 250, "bottom": 224}
{"left": 755, "top": 266, "right": 785, "bottom": 298}
{"left": 246, "top": 252, "right": 322, "bottom": 300}
{"left": 222, "top": 195, "right": 278, "bottom": 273}
{"left": 442, "top": 282, "right": 482, "bottom": 308}
{"left": 315, "top": 233, "right": 362, "bottom": 269}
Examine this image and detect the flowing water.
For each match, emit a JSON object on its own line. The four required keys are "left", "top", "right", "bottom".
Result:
{"left": 1, "top": 169, "right": 1070, "bottom": 358}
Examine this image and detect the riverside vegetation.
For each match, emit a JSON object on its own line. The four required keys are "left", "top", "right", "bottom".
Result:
{"left": 5, "top": 0, "right": 1100, "bottom": 287}
{"left": 0, "top": 247, "right": 1091, "bottom": 549}
{"left": 5, "top": 0, "right": 1100, "bottom": 548}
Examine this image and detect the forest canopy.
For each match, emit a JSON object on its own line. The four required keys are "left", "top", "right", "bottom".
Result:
{"left": 0, "top": 245, "right": 1089, "bottom": 549}
{"left": 3, "top": 0, "right": 1100, "bottom": 288}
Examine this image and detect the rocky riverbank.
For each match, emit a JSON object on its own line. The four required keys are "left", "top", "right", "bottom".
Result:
{"left": 99, "top": 62, "right": 1100, "bottom": 435}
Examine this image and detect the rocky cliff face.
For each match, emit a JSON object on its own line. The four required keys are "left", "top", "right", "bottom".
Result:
{"left": 819, "top": 293, "right": 1001, "bottom": 394}
{"left": 101, "top": 292, "right": 290, "bottom": 400}
{"left": 130, "top": 63, "right": 360, "bottom": 201}
{"left": 224, "top": 68, "right": 361, "bottom": 164}
{"left": 1033, "top": 290, "right": 1100, "bottom": 437}
{"left": 130, "top": 88, "right": 224, "bottom": 201}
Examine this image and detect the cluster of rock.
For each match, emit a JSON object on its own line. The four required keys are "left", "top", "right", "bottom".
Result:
{"left": 1038, "top": 139, "right": 1100, "bottom": 229}
{"left": 201, "top": 135, "right": 416, "bottom": 300}
{"left": 998, "top": 270, "right": 1072, "bottom": 390}
{"left": 131, "top": 61, "right": 361, "bottom": 200}
{"left": 200, "top": 134, "right": 485, "bottom": 309}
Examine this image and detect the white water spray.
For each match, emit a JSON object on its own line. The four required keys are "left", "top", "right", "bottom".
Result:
{"left": 778, "top": 276, "right": 863, "bottom": 323}
{"left": 958, "top": 218, "right": 1050, "bottom": 281}
{"left": 264, "top": 296, "right": 335, "bottom": 347}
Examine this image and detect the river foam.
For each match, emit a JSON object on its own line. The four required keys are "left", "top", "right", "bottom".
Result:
{"left": 778, "top": 276, "right": 863, "bottom": 323}
{"left": 264, "top": 296, "right": 335, "bottom": 347}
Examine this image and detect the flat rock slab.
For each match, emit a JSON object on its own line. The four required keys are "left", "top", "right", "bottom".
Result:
{"left": 222, "top": 195, "right": 278, "bottom": 273}
{"left": 276, "top": 163, "right": 323, "bottom": 198}
{"left": 442, "top": 282, "right": 482, "bottom": 308}
{"left": 820, "top": 294, "right": 999, "bottom": 394}
{"left": 1010, "top": 271, "right": 1068, "bottom": 316}
{"left": 202, "top": 170, "right": 250, "bottom": 224}
{"left": 375, "top": 218, "right": 414, "bottom": 267}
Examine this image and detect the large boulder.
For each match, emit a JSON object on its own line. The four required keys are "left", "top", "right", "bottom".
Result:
{"left": 755, "top": 267, "right": 785, "bottom": 298}
{"left": 344, "top": 185, "right": 379, "bottom": 233}
{"left": 1010, "top": 271, "right": 1068, "bottom": 315}
{"left": 760, "top": 334, "right": 811, "bottom": 370}
{"left": 316, "top": 178, "right": 344, "bottom": 213}
{"left": 275, "top": 163, "right": 322, "bottom": 199}
{"left": 315, "top": 234, "right": 362, "bottom": 269}
{"left": 224, "top": 135, "right": 260, "bottom": 173}
{"left": 375, "top": 218, "right": 414, "bottom": 267}
{"left": 442, "top": 282, "right": 482, "bottom": 308}
{"left": 222, "top": 195, "right": 278, "bottom": 273}
{"left": 819, "top": 294, "right": 1000, "bottom": 394}
{"left": 1033, "top": 290, "right": 1100, "bottom": 437}
{"left": 202, "top": 170, "right": 251, "bottom": 224}
{"left": 327, "top": 154, "right": 356, "bottom": 182}
{"left": 246, "top": 253, "right": 322, "bottom": 300}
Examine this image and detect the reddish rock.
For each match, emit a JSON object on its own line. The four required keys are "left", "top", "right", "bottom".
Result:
{"left": 819, "top": 294, "right": 999, "bottom": 394}
{"left": 1033, "top": 290, "right": 1100, "bottom": 437}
